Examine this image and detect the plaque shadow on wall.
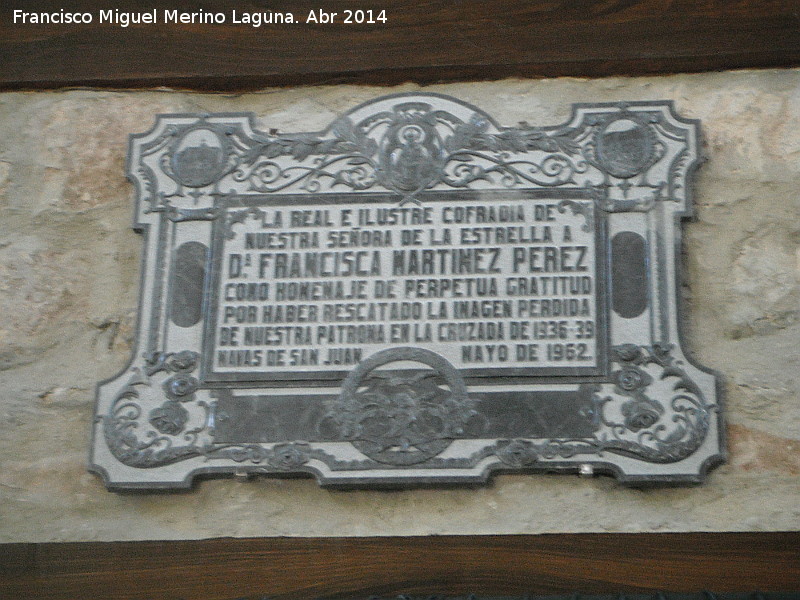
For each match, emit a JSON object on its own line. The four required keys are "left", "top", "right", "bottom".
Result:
{"left": 89, "top": 93, "right": 724, "bottom": 490}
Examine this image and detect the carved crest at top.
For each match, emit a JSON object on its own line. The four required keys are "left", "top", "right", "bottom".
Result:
{"left": 131, "top": 94, "right": 698, "bottom": 215}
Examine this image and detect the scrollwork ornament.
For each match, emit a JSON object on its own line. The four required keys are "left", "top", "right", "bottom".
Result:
{"left": 486, "top": 344, "right": 714, "bottom": 468}
{"left": 225, "top": 206, "right": 267, "bottom": 239}
{"left": 144, "top": 350, "right": 199, "bottom": 376}
{"left": 104, "top": 350, "right": 209, "bottom": 467}
{"left": 589, "top": 343, "right": 714, "bottom": 463}
{"left": 233, "top": 102, "right": 589, "bottom": 202}
{"left": 557, "top": 199, "right": 594, "bottom": 232}
{"left": 202, "top": 443, "right": 312, "bottom": 468}
{"left": 103, "top": 383, "right": 206, "bottom": 468}
{"left": 104, "top": 349, "right": 317, "bottom": 470}
{"left": 614, "top": 343, "right": 643, "bottom": 363}
{"left": 494, "top": 438, "right": 601, "bottom": 467}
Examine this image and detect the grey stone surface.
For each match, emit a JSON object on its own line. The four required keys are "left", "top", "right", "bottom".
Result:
{"left": 93, "top": 96, "right": 718, "bottom": 488}
{"left": 0, "top": 70, "right": 798, "bottom": 541}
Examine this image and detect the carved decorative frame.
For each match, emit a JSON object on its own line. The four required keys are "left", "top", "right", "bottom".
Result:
{"left": 90, "top": 93, "right": 723, "bottom": 489}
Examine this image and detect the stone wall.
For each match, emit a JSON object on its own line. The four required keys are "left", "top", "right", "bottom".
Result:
{"left": 0, "top": 69, "right": 797, "bottom": 542}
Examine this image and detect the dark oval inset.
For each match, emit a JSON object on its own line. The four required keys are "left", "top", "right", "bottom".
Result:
{"left": 611, "top": 231, "right": 648, "bottom": 318}
{"left": 597, "top": 118, "right": 654, "bottom": 179}
{"left": 171, "top": 127, "right": 228, "bottom": 188}
{"left": 170, "top": 241, "right": 208, "bottom": 327}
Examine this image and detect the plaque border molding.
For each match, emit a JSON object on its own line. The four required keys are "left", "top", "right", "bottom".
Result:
{"left": 90, "top": 93, "right": 724, "bottom": 489}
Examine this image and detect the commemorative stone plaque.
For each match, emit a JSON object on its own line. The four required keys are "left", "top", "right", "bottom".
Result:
{"left": 90, "top": 94, "right": 724, "bottom": 489}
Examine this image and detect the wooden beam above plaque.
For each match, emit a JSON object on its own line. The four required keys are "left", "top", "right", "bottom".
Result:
{"left": 1, "top": 1, "right": 800, "bottom": 90}
{"left": 90, "top": 93, "right": 723, "bottom": 489}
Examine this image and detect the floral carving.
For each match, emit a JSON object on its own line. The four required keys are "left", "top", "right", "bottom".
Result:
{"left": 104, "top": 349, "right": 207, "bottom": 467}
{"left": 163, "top": 374, "right": 198, "bottom": 401}
{"left": 488, "top": 343, "right": 714, "bottom": 467}
{"left": 614, "top": 343, "right": 642, "bottom": 363}
{"left": 621, "top": 397, "right": 664, "bottom": 432}
{"left": 133, "top": 102, "right": 681, "bottom": 218}
{"left": 171, "top": 350, "right": 199, "bottom": 371}
{"left": 149, "top": 401, "right": 189, "bottom": 436}
{"left": 496, "top": 440, "right": 539, "bottom": 467}
{"left": 324, "top": 348, "right": 476, "bottom": 465}
{"left": 591, "top": 343, "right": 713, "bottom": 463}
{"left": 104, "top": 385, "right": 205, "bottom": 468}
{"left": 104, "top": 348, "right": 317, "bottom": 470}
{"left": 144, "top": 351, "right": 199, "bottom": 376}
{"left": 232, "top": 103, "right": 587, "bottom": 202}
{"left": 614, "top": 366, "right": 651, "bottom": 393}
{"left": 268, "top": 444, "right": 310, "bottom": 470}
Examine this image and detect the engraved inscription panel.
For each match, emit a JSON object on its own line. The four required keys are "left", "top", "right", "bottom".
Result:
{"left": 207, "top": 192, "right": 603, "bottom": 380}
{"left": 90, "top": 94, "right": 724, "bottom": 489}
